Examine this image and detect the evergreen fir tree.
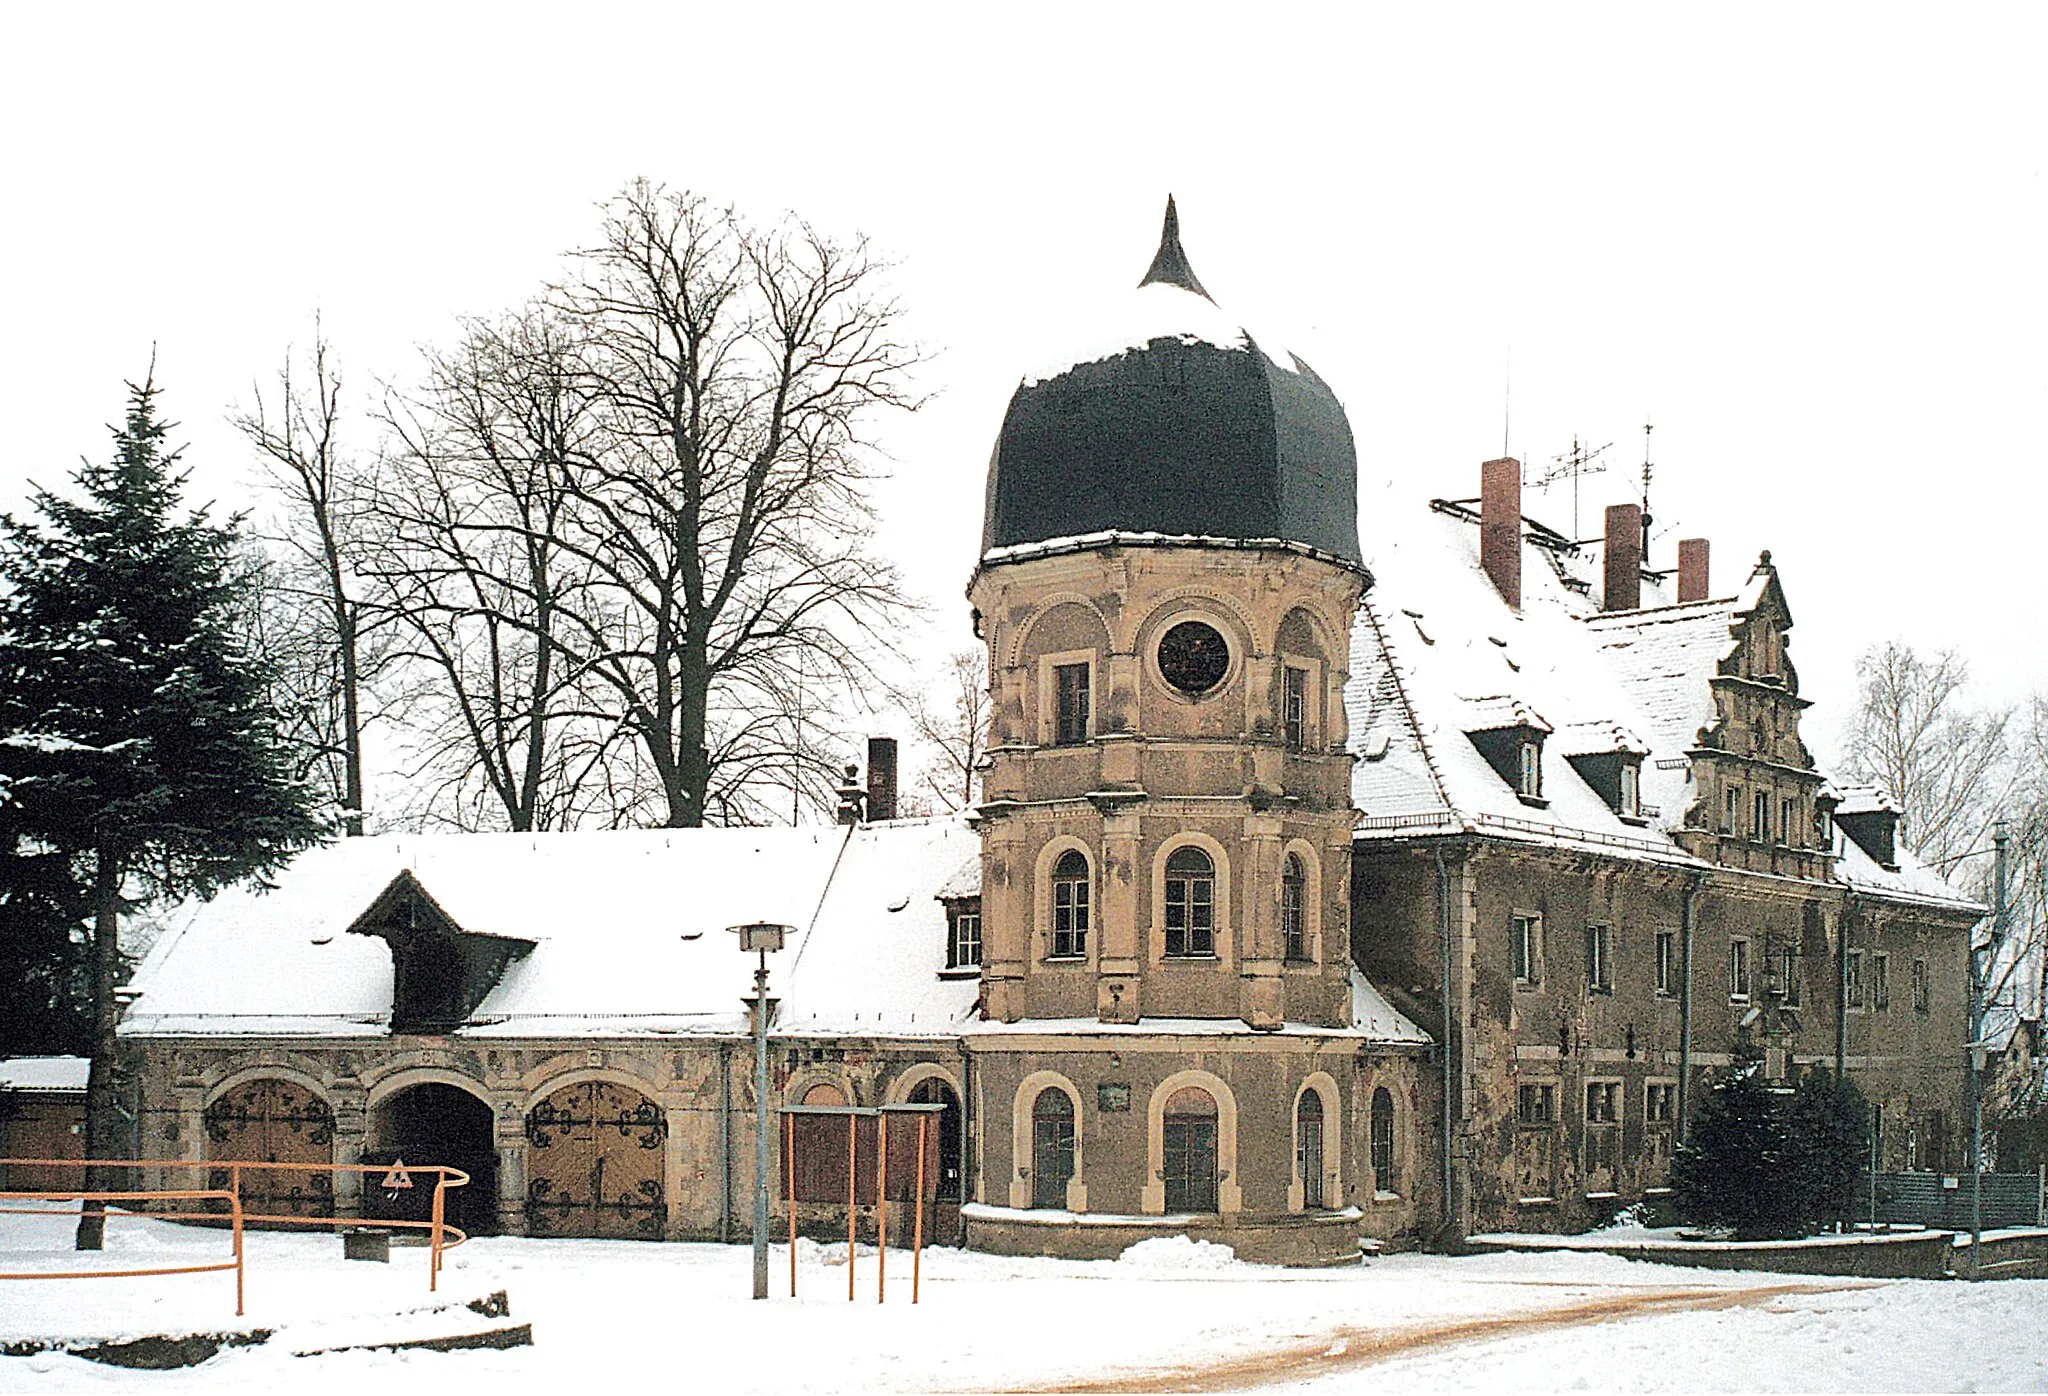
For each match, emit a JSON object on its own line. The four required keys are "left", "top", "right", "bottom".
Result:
{"left": 1671, "top": 1045, "right": 1804, "bottom": 1239}
{"left": 0, "top": 376, "right": 324, "bottom": 1246}
{"left": 1786, "top": 1066, "right": 1870, "bottom": 1233}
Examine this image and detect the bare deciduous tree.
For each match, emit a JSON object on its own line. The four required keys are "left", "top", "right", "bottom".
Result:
{"left": 536, "top": 182, "right": 921, "bottom": 827}
{"left": 1841, "top": 641, "right": 2014, "bottom": 868}
{"left": 368, "top": 308, "right": 631, "bottom": 832}
{"left": 911, "top": 650, "right": 989, "bottom": 813}
{"left": 233, "top": 328, "right": 372, "bottom": 834}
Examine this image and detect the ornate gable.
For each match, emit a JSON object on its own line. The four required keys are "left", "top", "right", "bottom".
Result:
{"left": 1674, "top": 552, "right": 1832, "bottom": 879}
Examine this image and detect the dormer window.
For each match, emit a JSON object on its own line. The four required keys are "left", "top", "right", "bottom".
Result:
{"left": 945, "top": 899, "right": 982, "bottom": 971}
{"left": 1619, "top": 762, "right": 1640, "bottom": 818}
{"left": 1467, "top": 715, "right": 1551, "bottom": 808}
{"left": 346, "top": 870, "right": 536, "bottom": 1036}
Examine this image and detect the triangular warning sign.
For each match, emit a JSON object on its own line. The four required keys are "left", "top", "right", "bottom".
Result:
{"left": 381, "top": 1158, "right": 414, "bottom": 1190}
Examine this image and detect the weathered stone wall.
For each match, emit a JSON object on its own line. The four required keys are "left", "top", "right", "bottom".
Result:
{"left": 1354, "top": 837, "right": 1976, "bottom": 1236}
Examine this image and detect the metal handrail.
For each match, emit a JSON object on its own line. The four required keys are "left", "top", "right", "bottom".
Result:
{"left": 0, "top": 1187, "right": 246, "bottom": 1316}
{"left": 0, "top": 1157, "right": 469, "bottom": 1292}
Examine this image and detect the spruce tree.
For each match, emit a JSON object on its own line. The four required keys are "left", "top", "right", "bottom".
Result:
{"left": 1671, "top": 1047, "right": 1804, "bottom": 1239}
{"left": 0, "top": 376, "right": 324, "bottom": 1247}
{"left": 1786, "top": 1067, "right": 1870, "bottom": 1233}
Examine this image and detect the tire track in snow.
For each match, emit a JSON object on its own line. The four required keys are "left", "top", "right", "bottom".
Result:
{"left": 999, "top": 1280, "right": 1859, "bottom": 1393}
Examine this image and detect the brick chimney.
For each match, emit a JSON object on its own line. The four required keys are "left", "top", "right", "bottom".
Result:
{"left": 1480, "top": 457, "right": 1522, "bottom": 609}
{"left": 865, "top": 736, "right": 898, "bottom": 823}
{"left": 1602, "top": 503, "right": 1642, "bottom": 612}
{"left": 1677, "top": 538, "right": 1710, "bottom": 603}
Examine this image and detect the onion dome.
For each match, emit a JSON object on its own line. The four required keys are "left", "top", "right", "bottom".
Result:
{"left": 981, "top": 197, "right": 1362, "bottom": 567}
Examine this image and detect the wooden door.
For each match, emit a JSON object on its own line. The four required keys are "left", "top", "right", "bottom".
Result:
{"left": 203, "top": 1079, "right": 335, "bottom": 1219}
{"left": 525, "top": 1081, "right": 667, "bottom": 1239}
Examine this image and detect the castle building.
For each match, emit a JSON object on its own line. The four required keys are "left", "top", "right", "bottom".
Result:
{"left": 119, "top": 201, "right": 1979, "bottom": 1260}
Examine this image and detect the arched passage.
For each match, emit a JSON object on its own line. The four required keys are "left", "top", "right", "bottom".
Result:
{"left": 369, "top": 1082, "right": 498, "bottom": 1235}
{"left": 908, "top": 1076, "right": 965, "bottom": 1244}
{"left": 525, "top": 1078, "right": 667, "bottom": 1240}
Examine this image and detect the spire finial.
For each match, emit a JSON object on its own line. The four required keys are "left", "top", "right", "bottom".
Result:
{"left": 1138, "top": 195, "right": 1213, "bottom": 302}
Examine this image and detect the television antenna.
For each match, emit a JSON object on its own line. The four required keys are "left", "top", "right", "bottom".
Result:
{"left": 1534, "top": 436, "right": 1611, "bottom": 539}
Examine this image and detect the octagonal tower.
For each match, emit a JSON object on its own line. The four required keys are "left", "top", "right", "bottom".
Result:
{"left": 970, "top": 198, "right": 1370, "bottom": 1030}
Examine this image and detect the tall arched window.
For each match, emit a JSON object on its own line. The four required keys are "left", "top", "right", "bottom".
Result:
{"left": 1370, "top": 1087, "right": 1396, "bottom": 1196}
{"left": 1281, "top": 855, "right": 1308, "bottom": 961}
{"left": 1162, "top": 1087, "right": 1218, "bottom": 1212}
{"left": 1051, "top": 850, "right": 1090, "bottom": 959}
{"left": 1296, "top": 1090, "right": 1325, "bottom": 1208}
{"left": 1031, "top": 1088, "right": 1076, "bottom": 1209}
{"left": 1164, "top": 847, "right": 1215, "bottom": 958}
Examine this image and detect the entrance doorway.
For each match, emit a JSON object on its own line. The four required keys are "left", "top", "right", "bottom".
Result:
{"left": 369, "top": 1083, "right": 499, "bottom": 1235}
{"left": 907, "top": 1076, "right": 964, "bottom": 1241}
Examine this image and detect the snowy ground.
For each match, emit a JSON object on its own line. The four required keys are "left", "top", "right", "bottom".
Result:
{"left": 1, "top": 1204, "right": 2043, "bottom": 1393}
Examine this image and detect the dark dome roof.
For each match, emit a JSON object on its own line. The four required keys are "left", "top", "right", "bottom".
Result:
{"left": 981, "top": 198, "right": 1362, "bottom": 568}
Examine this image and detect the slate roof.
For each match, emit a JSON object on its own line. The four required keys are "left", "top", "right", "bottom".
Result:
{"left": 1343, "top": 482, "right": 1983, "bottom": 916}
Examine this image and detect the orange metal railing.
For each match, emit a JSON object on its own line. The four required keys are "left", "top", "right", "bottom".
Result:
{"left": 0, "top": 1156, "right": 471, "bottom": 1300}
{"left": 0, "top": 1187, "right": 246, "bottom": 1315}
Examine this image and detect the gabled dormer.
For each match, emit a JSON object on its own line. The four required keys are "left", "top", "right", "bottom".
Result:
{"left": 1463, "top": 697, "right": 1553, "bottom": 807}
{"left": 346, "top": 870, "right": 537, "bottom": 1035}
{"left": 1833, "top": 786, "right": 1902, "bottom": 870}
{"left": 1556, "top": 720, "right": 1653, "bottom": 824}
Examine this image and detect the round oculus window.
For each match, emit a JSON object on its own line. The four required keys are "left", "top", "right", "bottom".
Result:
{"left": 1157, "top": 620, "right": 1230, "bottom": 696}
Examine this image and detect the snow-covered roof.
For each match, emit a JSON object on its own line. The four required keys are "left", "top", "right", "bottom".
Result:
{"left": 1343, "top": 485, "right": 1982, "bottom": 916}
{"left": 0, "top": 1056, "right": 89, "bottom": 1094}
{"left": 122, "top": 818, "right": 1428, "bottom": 1046}
{"left": 124, "top": 821, "right": 980, "bottom": 1041}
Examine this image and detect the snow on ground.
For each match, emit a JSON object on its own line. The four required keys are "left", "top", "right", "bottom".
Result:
{"left": 1, "top": 1203, "right": 2042, "bottom": 1393}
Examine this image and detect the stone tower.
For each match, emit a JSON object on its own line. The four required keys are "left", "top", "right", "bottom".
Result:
{"left": 970, "top": 198, "right": 1370, "bottom": 1030}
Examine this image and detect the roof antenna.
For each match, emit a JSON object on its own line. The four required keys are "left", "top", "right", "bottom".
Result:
{"left": 1502, "top": 349, "right": 1511, "bottom": 459}
{"left": 1640, "top": 420, "right": 1655, "bottom": 562}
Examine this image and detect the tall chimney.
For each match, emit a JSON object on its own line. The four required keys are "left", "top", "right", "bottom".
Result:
{"left": 865, "top": 736, "right": 898, "bottom": 823}
{"left": 1480, "top": 457, "right": 1522, "bottom": 609}
{"left": 1677, "top": 538, "right": 1710, "bottom": 603}
{"left": 1602, "top": 503, "right": 1642, "bottom": 612}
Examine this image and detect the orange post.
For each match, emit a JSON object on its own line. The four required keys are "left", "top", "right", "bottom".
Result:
{"left": 230, "top": 1190, "right": 245, "bottom": 1316}
{"left": 876, "top": 1110, "right": 888, "bottom": 1305}
{"left": 846, "top": 1114, "right": 857, "bottom": 1302}
{"left": 429, "top": 1172, "right": 447, "bottom": 1292}
{"left": 912, "top": 1114, "right": 927, "bottom": 1304}
{"left": 785, "top": 1113, "right": 797, "bottom": 1298}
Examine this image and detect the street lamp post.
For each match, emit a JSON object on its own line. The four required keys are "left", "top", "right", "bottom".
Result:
{"left": 730, "top": 921, "right": 791, "bottom": 1300}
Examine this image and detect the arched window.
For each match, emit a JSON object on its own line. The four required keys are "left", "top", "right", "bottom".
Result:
{"left": 802, "top": 1082, "right": 848, "bottom": 1107}
{"left": 1030, "top": 1088, "right": 1075, "bottom": 1209}
{"left": 1051, "top": 850, "right": 1090, "bottom": 959}
{"left": 1281, "top": 855, "right": 1308, "bottom": 961}
{"left": 1162, "top": 1087, "right": 1218, "bottom": 1212}
{"left": 1370, "top": 1087, "right": 1396, "bottom": 1196}
{"left": 1164, "top": 847, "right": 1215, "bottom": 958}
{"left": 1296, "top": 1090, "right": 1325, "bottom": 1208}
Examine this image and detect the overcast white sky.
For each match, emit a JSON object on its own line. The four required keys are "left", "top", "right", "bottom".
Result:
{"left": 3, "top": 3, "right": 2043, "bottom": 769}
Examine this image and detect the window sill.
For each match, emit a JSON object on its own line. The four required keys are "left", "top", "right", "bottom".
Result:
{"left": 1371, "top": 1190, "right": 1402, "bottom": 1203}
{"left": 937, "top": 966, "right": 981, "bottom": 980}
{"left": 1517, "top": 1196, "right": 1557, "bottom": 1206}
{"left": 1043, "top": 955, "right": 1088, "bottom": 965}
{"left": 1162, "top": 953, "right": 1220, "bottom": 962}
{"left": 1587, "top": 985, "right": 1612, "bottom": 997}
{"left": 1512, "top": 979, "right": 1543, "bottom": 991}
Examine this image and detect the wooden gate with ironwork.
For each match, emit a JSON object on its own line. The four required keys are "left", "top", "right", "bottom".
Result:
{"left": 524, "top": 1080, "right": 667, "bottom": 1239}
{"left": 202, "top": 1078, "right": 335, "bottom": 1219}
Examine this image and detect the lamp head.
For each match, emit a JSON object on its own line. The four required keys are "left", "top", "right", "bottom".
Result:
{"left": 729, "top": 922, "right": 792, "bottom": 954}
